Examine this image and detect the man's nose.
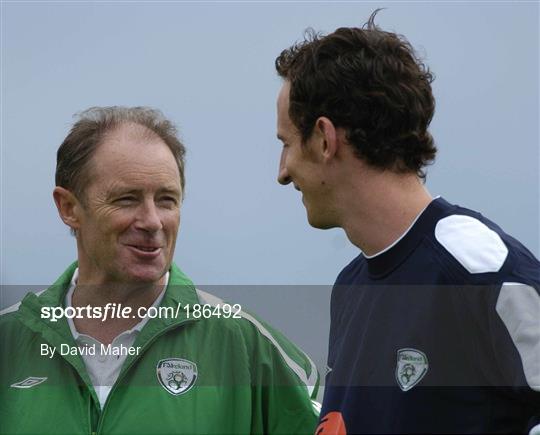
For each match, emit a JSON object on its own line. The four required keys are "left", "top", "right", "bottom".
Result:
{"left": 277, "top": 149, "right": 291, "bottom": 185}
{"left": 136, "top": 201, "right": 163, "bottom": 232}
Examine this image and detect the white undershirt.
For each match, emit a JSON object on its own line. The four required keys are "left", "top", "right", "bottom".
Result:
{"left": 65, "top": 268, "right": 168, "bottom": 409}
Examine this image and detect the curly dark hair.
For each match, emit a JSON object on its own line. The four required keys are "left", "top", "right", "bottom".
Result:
{"left": 275, "top": 10, "right": 437, "bottom": 179}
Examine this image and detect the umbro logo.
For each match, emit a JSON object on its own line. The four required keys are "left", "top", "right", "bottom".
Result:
{"left": 10, "top": 377, "right": 48, "bottom": 389}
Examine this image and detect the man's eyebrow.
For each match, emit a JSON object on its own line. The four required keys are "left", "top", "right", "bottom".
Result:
{"left": 107, "top": 188, "right": 139, "bottom": 198}
{"left": 157, "top": 187, "right": 181, "bottom": 196}
{"left": 106, "top": 187, "right": 181, "bottom": 198}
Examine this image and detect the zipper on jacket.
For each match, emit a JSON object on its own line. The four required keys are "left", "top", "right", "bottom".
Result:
{"left": 88, "top": 382, "right": 99, "bottom": 435}
{"left": 94, "top": 318, "right": 196, "bottom": 434}
{"left": 89, "top": 397, "right": 95, "bottom": 435}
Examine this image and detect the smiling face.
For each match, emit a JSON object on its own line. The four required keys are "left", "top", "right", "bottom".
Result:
{"left": 74, "top": 123, "right": 182, "bottom": 285}
{"left": 276, "top": 82, "right": 336, "bottom": 229}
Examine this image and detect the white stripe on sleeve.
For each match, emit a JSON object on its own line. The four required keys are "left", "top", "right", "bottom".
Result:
{"left": 496, "top": 282, "right": 540, "bottom": 391}
{"left": 196, "top": 288, "right": 318, "bottom": 396}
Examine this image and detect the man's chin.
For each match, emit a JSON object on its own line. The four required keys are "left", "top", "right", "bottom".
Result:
{"left": 306, "top": 212, "right": 337, "bottom": 230}
{"left": 121, "top": 264, "right": 168, "bottom": 285}
{"left": 118, "top": 250, "right": 170, "bottom": 282}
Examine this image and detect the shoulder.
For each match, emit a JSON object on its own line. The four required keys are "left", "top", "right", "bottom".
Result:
{"left": 0, "top": 289, "right": 46, "bottom": 324}
{"left": 432, "top": 206, "right": 538, "bottom": 281}
{"left": 195, "top": 289, "right": 316, "bottom": 369}
{"left": 195, "top": 288, "right": 318, "bottom": 395}
{"left": 433, "top": 213, "right": 508, "bottom": 274}
{"left": 1, "top": 288, "right": 48, "bottom": 317}
{"left": 431, "top": 206, "right": 540, "bottom": 389}
{"left": 0, "top": 300, "right": 22, "bottom": 318}
{"left": 0, "top": 288, "right": 50, "bottom": 335}
{"left": 0, "top": 293, "right": 40, "bottom": 341}
{"left": 0, "top": 302, "right": 21, "bottom": 327}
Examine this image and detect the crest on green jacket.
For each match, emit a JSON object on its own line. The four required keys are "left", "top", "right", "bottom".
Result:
{"left": 157, "top": 358, "right": 198, "bottom": 395}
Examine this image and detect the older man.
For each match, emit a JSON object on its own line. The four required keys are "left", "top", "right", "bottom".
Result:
{"left": 0, "top": 107, "right": 318, "bottom": 434}
{"left": 275, "top": 12, "right": 540, "bottom": 435}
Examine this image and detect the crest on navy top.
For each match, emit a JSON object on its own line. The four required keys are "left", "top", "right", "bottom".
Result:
{"left": 395, "top": 348, "right": 428, "bottom": 391}
{"left": 156, "top": 358, "right": 198, "bottom": 396}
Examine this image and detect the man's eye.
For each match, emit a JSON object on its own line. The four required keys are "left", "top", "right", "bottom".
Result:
{"left": 160, "top": 197, "right": 178, "bottom": 205}
{"left": 116, "top": 197, "right": 136, "bottom": 204}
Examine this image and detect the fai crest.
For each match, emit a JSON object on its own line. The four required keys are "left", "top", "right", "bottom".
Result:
{"left": 395, "top": 348, "right": 428, "bottom": 391}
{"left": 156, "top": 358, "right": 198, "bottom": 396}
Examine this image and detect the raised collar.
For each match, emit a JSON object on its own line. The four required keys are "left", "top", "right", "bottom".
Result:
{"left": 16, "top": 261, "right": 200, "bottom": 398}
{"left": 64, "top": 268, "right": 169, "bottom": 340}
{"left": 20, "top": 261, "right": 198, "bottom": 316}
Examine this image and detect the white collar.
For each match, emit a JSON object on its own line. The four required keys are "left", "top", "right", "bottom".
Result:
{"left": 65, "top": 268, "right": 169, "bottom": 341}
{"left": 363, "top": 195, "right": 440, "bottom": 259}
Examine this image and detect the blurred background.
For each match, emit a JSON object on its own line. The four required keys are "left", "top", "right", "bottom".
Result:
{"left": 1, "top": 1, "right": 538, "bottom": 389}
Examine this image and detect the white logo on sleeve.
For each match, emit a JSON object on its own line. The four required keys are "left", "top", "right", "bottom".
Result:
{"left": 156, "top": 358, "right": 198, "bottom": 396}
{"left": 396, "top": 348, "right": 428, "bottom": 391}
{"left": 10, "top": 377, "right": 48, "bottom": 389}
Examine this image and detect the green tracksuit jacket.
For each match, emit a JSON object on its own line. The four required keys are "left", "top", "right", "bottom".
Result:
{"left": 0, "top": 262, "right": 319, "bottom": 434}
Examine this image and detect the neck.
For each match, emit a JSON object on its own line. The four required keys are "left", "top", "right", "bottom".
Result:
{"left": 341, "top": 172, "right": 433, "bottom": 256}
{"left": 70, "top": 273, "right": 166, "bottom": 344}
{"left": 72, "top": 281, "right": 164, "bottom": 310}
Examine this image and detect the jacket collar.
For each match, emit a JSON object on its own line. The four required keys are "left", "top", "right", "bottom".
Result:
{"left": 16, "top": 262, "right": 200, "bottom": 394}
{"left": 19, "top": 261, "right": 199, "bottom": 317}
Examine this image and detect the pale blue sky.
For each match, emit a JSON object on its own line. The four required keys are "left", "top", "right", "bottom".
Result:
{"left": 1, "top": 1, "right": 538, "bottom": 371}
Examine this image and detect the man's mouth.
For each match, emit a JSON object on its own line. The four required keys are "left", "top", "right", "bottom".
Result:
{"left": 126, "top": 244, "right": 162, "bottom": 254}
{"left": 134, "top": 246, "right": 159, "bottom": 252}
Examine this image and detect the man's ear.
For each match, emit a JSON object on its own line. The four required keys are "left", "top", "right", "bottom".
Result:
{"left": 53, "top": 187, "right": 82, "bottom": 233}
{"left": 314, "top": 116, "right": 338, "bottom": 162}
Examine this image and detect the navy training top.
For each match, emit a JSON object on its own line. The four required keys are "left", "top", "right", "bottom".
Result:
{"left": 318, "top": 197, "right": 540, "bottom": 434}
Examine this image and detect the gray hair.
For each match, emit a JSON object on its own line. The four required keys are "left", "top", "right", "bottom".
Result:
{"left": 55, "top": 106, "right": 186, "bottom": 204}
